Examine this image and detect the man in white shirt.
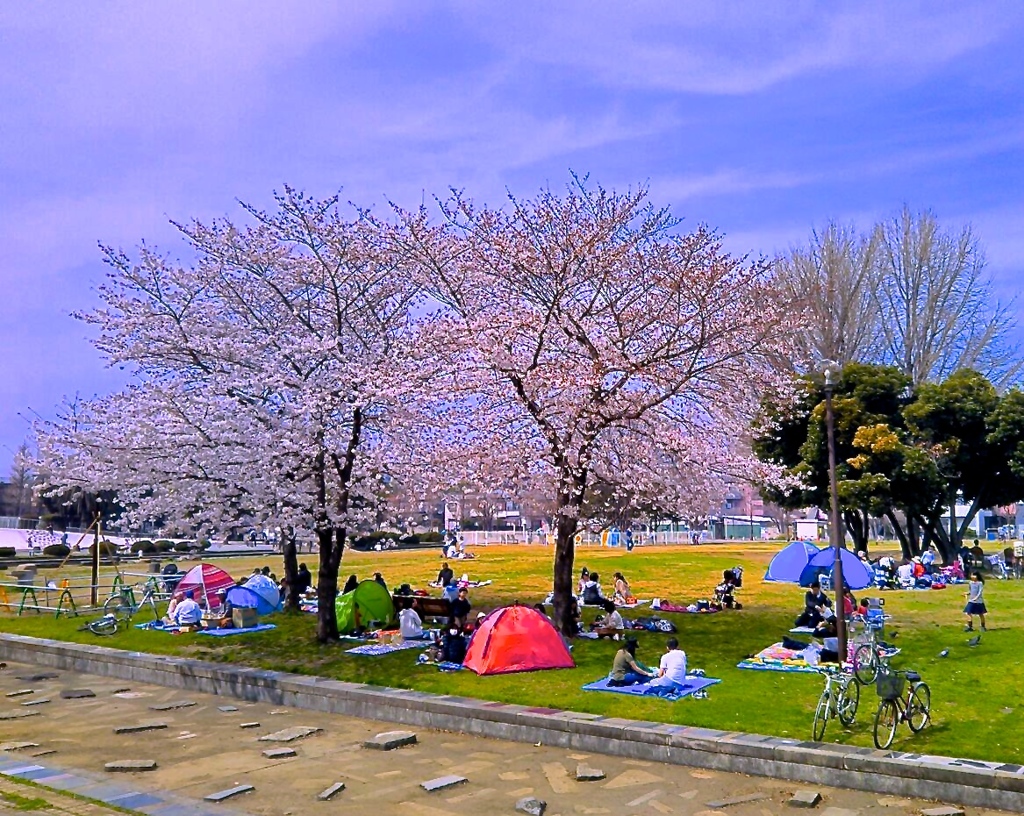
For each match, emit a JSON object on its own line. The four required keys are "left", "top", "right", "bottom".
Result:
{"left": 398, "top": 602, "right": 424, "bottom": 639}
{"left": 648, "top": 638, "right": 687, "bottom": 692}
{"left": 896, "top": 561, "right": 915, "bottom": 587}
{"left": 173, "top": 591, "right": 202, "bottom": 627}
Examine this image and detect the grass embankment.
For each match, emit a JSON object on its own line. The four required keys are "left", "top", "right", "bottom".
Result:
{"left": 2, "top": 544, "right": 1022, "bottom": 763}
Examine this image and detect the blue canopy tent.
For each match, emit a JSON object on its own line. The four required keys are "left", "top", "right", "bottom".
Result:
{"left": 763, "top": 540, "right": 821, "bottom": 583}
{"left": 244, "top": 574, "right": 282, "bottom": 613}
{"left": 801, "top": 547, "right": 873, "bottom": 590}
{"left": 224, "top": 584, "right": 270, "bottom": 613}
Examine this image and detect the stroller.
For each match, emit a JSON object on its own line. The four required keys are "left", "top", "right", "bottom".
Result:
{"left": 713, "top": 567, "right": 743, "bottom": 609}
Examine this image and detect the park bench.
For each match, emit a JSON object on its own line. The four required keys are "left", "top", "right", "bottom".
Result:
{"left": 394, "top": 594, "right": 451, "bottom": 622}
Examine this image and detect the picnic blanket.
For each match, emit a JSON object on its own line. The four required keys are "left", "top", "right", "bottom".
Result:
{"left": 736, "top": 642, "right": 819, "bottom": 674}
{"left": 428, "top": 579, "right": 493, "bottom": 589}
{"left": 582, "top": 675, "right": 720, "bottom": 700}
{"left": 652, "top": 602, "right": 719, "bottom": 614}
{"left": 345, "top": 640, "right": 428, "bottom": 656}
{"left": 135, "top": 621, "right": 185, "bottom": 633}
{"left": 198, "top": 624, "right": 276, "bottom": 637}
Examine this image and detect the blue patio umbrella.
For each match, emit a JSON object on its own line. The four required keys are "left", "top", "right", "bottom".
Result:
{"left": 800, "top": 547, "right": 873, "bottom": 590}
{"left": 763, "top": 540, "right": 821, "bottom": 583}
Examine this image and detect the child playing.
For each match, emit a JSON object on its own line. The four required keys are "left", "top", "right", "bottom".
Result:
{"left": 964, "top": 571, "right": 988, "bottom": 632}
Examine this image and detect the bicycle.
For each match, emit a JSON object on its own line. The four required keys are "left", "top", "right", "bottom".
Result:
{"left": 78, "top": 609, "right": 130, "bottom": 636}
{"left": 872, "top": 667, "right": 931, "bottom": 749}
{"left": 850, "top": 613, "right": 899, "bottom": 684}
{"left": 103, "top": 582, "right": 160, "bottom": 620}
{"left": 811, "top": 664, "right": 860, "bottom": 741}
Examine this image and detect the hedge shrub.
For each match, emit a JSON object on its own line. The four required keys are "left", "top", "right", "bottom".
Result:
{"left": 154, "top": 540, "right": 175, "bottom": 552}
{"left": 130, "top": 539, "right": 157, "bottom": 554}
{"left": 89, "top": 540, "right": 119, "bottom": 556}
{"left": 0, "top": 546, "right": 17, "bottom": 558}
{"left": 42, "top": 543, "right": 71, "bottom": 558}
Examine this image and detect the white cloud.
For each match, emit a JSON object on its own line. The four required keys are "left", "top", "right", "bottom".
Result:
{"left": 457, "top": 1, "right": 1023, "bottom": 95}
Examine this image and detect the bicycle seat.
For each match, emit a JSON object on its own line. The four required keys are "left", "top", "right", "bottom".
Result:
{"left": 904, "top": 670, "right": 921, "bottom": 682}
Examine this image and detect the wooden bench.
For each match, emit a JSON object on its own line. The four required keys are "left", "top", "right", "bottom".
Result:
{"left": 393, "top": 594, "right": 451, "bottom": 622}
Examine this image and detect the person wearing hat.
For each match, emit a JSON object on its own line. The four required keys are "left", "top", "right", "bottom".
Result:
{"left": 608, "top": 637, "right": 656, "bottom": 686}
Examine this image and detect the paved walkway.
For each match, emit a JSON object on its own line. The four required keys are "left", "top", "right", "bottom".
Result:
{"left": 0, "top": 660, "right": 1007, "bottom": 816}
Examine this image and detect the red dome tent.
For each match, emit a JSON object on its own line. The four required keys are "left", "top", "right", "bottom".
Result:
{"left": 463, "top": 605, "right": 575, "bottom": 675}
{"left": 172, "top": 563, "right": 235, "bottom": 609}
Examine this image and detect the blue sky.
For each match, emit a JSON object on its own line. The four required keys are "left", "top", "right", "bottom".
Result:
{"left": 3, "top": 2, "right": 1024, "bottom": 472}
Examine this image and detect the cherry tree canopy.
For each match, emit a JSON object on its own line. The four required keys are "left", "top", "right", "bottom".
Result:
{"left": 35, "top": 190, "right": 421, "bottom": 641}
{"left": 394, "top": 176, "right": 795, "bottom": 633}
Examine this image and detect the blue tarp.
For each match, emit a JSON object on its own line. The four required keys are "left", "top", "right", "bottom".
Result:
{"left": 802, "top": 547, "right": 873, "bottom": 590}
{"left": 763, "top": 541, "right": 821, "bottom": 583}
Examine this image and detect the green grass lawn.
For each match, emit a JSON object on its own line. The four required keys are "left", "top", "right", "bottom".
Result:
{"left": 3, "top": 543, "right": 1022, "bottom": 763}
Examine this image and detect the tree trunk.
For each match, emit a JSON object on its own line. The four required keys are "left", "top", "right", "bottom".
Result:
{"left": 885, "top": 509, "right": 913, "bottom": 560}
{"left": 552, "top": 511, "right": 580, "bottom": 637}
{"left": 917, "top": 513, "right": 955, "bottom": 564}
{"left": 315, "top": 527, "right": 344, "bottom": 643}
{"left": 843, "top": 509, "right": 869, "bottom": 553}
{"left": 281, "top": 526, "right": 300, "bottom": 611}
{"left": 551, "top": 462, "right": 587, "bottom": 638}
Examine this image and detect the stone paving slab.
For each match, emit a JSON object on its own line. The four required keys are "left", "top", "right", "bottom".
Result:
{"left": 0, "top": 640, "right": 1020, "bottom": 815}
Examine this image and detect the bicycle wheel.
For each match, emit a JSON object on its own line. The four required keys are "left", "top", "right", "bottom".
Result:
{"left": 853, "top": 644, "right": 877, "bottom": 685}
{"left": 88, "top": 615, "right": 119, "bottom": 636}
{"left": 812, "top": 689, "right": 831, "bottom": 741}
{"left": 103, "top": 595, "right": 129, "bottom": 616}
{"left": 907, "top": 682, "right": 931, "bottom": 732}
{"left": 837, "top": 677, "right": 860, "bottom": 726}
{"left": 873, "top": 699, "right": 899, "bottom": 749}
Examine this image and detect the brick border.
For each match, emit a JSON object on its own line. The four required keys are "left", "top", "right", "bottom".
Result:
{"left": 2, "top": 633, "right": 1021, "bottom": 812}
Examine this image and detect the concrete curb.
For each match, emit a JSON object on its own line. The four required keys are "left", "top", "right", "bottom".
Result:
{"left": 2, "top": 633, "right": 1021, "bottom": 812}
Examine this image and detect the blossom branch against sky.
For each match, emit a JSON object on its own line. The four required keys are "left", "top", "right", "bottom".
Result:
{"left": 3, "top": 1, "right": 1024, "bottom": 467}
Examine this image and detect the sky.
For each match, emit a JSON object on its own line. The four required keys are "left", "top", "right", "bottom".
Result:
{"left": 2, "top": 1, "right": 1024, "bottom": 473}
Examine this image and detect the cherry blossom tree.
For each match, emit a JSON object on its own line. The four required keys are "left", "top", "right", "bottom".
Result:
{"left": 394, "top": 176, "right": 794, "bottom": 635}
{"left": 35, "top": 190, "right": 421, "bottom": 642}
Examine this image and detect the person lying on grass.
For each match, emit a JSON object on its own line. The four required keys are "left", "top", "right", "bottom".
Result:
{"left": 608, "top": 636, "right": 657, "bottom": 686}
{"left": 592, "top": 599, "right": 625, "bottom": 639}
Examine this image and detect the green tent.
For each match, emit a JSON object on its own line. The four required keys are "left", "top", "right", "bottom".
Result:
{"left": 335, "top": 580, "right": 395, "bottom": 634}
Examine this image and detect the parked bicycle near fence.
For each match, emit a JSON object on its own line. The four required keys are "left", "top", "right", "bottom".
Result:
{"left": 872, "top": 665, "right": 931, "bottom": 749}
{"left": 811, "top": 664, "right": 860, "bottom": 741}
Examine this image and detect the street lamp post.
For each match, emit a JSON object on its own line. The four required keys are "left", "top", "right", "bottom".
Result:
{"left": 822, "top": 362, "right": 847, "bottom": 660}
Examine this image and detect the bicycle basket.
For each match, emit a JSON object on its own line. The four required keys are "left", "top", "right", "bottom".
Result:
{"left": 876, "top": 671, "right": 905, "bottom": 700}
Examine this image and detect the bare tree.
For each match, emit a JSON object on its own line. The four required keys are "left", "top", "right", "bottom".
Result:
{"left": 873, "top": 206, "right": 1021, "bottom": 386}
{"left": 776, "top": 222, "right": 881, "bottom": 370}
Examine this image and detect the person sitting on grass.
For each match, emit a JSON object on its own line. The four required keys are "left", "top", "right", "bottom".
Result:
{"left": 646, "top": 638, "right": 688, "bottom": 695}
{"left": 172, "top": 590, "right": 202, "bottom": 629}
{"left": 581, "top": 572, "right": 606, "bottom": 605}
{"left": 592, "top": 599, "right": 625, "bottom": 639}
{"left": 794, "top": 580, "right": 831, "bottom": 628}
{"left": 608, "top": 636, "right": 657, "bottom": 686}
{"left": 437, "top": 561, "right": 455, "bottom": 588}
{"left": 814, "top": 611, "right": 841, "bottom": 663}
{"left": 398, "top": 598, "right": 424, "bottom": 640}
{"left": 612, "top": 572, "right": 631, "bottom": 604}
{"left": 441, "top": 619, "right": 467, "bottom": 664}
{"left": 203, "top": 589, "right": 235, "bottom": 629}
{"left": 577, "top": 566, "right": 590, "bottom": 596}
{"left": 342, "top": 574, "right": 358, "bottom": 594}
